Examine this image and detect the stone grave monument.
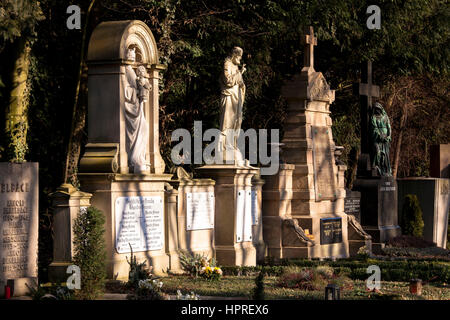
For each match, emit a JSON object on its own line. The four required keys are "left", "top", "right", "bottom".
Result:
{"left": 170, "top": 167, "right": 216, "bottom": 265}
{"left": 196, "top": 46, "right": 264, "bottom": 266}
{"left": 398, "top": 178, "right": 449, "bottom": 248}
{"left": 48, "top": 184, "right": 92, "bottom": 281}
{"left": 0, "top": 163, "right": 38, "bottom": 297}
{"left": 75, "top": 20, "right": 176, "bottom": 278}
{"left": 263, "top": 27, "right": 354, "bottom": 260}
{"left": 352, "top": 61, "right": 401, "bottom": 251}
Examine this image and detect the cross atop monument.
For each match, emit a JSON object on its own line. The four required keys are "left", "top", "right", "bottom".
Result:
{"left": 359, "top": 61, "right": 379, "bottom": 108}
{"left": 356, "top": 60, "right": 381, "bottom": 171}
{"left": 303, "top": 26, "right": 317, "bottom": 70}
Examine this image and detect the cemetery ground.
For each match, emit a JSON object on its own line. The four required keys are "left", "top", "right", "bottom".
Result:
{"left": 26, "top": 241, "right": 450, "bottom": 301}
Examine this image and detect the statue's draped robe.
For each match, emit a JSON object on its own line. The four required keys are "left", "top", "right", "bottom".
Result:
{"left": 219, "top": 58, "right": 245, "bottom": 161}
{"left": 370, "top": 111, "right": 392, "bottom": 176}
{"left": 124, "top": 65, "right": 149, "bottom": 172}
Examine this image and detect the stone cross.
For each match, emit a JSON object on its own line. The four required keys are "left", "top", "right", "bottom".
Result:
{"left": 359, "top": 60, "right": 380, "bottom": 155}
{"left": 359, "top": 61, "right": 380, "bottom": 109}
{"left": 303, "top": 26, "right": 317, "bottom": 70}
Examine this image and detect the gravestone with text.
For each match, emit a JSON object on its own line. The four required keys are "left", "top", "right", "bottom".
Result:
{"left": 0, "top": 163, "right": 38, "bottom": 297}
{"left": 344, "top": 189, "right": 361, "bottom": 222}
{"left": 262, "top": 26, "right": 349, "bottom": 260}
{"left": 169, "top": 167, "right": 216, "bottom": 266}
{"left": 73, "top": 20, "right": 175, "bottom": 278}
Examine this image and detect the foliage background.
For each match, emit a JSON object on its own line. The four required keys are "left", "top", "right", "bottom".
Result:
{"left": 0, "top": 0, "right": 448, "bottom": 280}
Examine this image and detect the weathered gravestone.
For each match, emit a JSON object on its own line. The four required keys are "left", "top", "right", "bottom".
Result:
{"left": 74, "top": 20, "right": 176, "bottom": 278}
{"left": 170, "top": 167, "right": 216, "bottom": 265}
{"left": 263, "top": 27, "right": 350, "bottom": 260}
{"left": 0, "top": 163, "right": 38, "bottom": 297}
{"left": 344, "top": 189, "right": 361, "bottom": 222}
{"left": 353, "top": 62, "right": 401, "bottom": 250}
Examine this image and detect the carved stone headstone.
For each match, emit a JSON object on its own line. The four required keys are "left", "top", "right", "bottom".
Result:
{"left": 170, "top": 172, "right": 215, "bottom": 268}
{"left": 76, "top": 20, "right": 174, "bottom": 278}
{"left": 344, "top": 189, "right": 361, "bottom": 222}
{"left": 80, "top": 20, "right": 165, "bottom": 175}
{"left": 262, "top": 26, "right": 349, "bottom": 260}
{"left": 0, "top": 163, "right": 38, "bottom": 297}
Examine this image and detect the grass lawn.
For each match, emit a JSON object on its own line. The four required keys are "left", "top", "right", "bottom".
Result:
{"left": 158, "top": 275, "right": 450, "bottom": 300}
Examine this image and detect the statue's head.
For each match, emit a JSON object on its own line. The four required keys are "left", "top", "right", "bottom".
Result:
{"left": 373, "top": 102, "right": 384, "bottom": 115}
{"left": 136, "top": 65, "right": 148, "bottom": 77}
{"left": 230, "top": 46, "right": 243, "bottom": 65}
{"left": 126, "top": 47, "right": 136, "bottom": 62}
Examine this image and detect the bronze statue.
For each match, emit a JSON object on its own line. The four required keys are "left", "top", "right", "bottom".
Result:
{"left": 370, "top": 102, "right": 392, "bottom": 176}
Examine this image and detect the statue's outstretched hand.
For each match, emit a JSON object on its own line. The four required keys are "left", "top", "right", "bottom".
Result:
{"left": 241, "top": 64, "right": 246, "bottom": 74}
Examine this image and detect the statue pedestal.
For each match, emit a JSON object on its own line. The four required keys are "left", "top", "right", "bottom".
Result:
{"left": 49, "top": 184, "right": 92, "bottom": 282}
{"left": 79, "top": 173, "right": 175, "bottom": 279}
{"left": 353, "top": 177, "right": 401, "bottom": 251}
{"left": 197, "top": 165, "right": 260, "bottom": 266}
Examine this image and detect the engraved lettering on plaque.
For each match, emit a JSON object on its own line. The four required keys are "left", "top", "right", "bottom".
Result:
{"left": 115, "top": 196, "right": 164, "bottom": 253}
{"left": 0, "top": 163, "right": 38, "bottom": 283}
{"left": 186, "top": 192, "right": 215, "bottom": 230}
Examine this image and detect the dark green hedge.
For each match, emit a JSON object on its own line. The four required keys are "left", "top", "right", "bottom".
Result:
{"left": 222, "top": 259, "right": 450, "bottom": 282}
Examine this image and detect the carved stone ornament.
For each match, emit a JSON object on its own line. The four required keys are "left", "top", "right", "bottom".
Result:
{"left": 283, "top": 218, "right": 316, "bottom": 245}
{"left": 347, "top": 214, "right": 371, "bottom": 240}
{"left": 308, "top": 72, "right": 334, "bottom": 103}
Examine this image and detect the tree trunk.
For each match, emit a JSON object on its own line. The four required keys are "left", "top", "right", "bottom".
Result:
{"left": 5, "top": 38, "right": 31, "bottom": 162}
{"left": 393, "top": 102, "right": 408, "bottom": 178}
{"left": 63, "top": 0, "right": 97, "bottom": 186}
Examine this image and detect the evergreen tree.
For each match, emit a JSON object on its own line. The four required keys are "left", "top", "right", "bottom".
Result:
{"left": 73, "top": 206, "right": 107, "bottom": 300}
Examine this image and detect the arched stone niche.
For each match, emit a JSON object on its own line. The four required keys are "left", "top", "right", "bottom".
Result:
{"left": 81, "top": 20, "right": 165, "bottom": 174}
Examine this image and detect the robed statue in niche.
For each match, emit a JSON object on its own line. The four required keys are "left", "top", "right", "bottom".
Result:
{"left": 370, "top": 102, "right": 392, "bottom": 176}
{"left": 124, "top": 47, "right": 151, "bottom": 173}
{"left": 219, "top": 46, "right": 246, "bottom": 163}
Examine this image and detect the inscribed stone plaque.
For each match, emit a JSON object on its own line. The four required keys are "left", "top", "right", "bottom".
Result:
{"left": 186, "top": 192, "right": 215, "bottom": 230}
{"left": 311, "top": 126, "right": 336, "bottom": 201}
{"left": 115, "top": 196, "right": 164, "bottom": 253}
{"left": 251, "top": 190, "right": 258, "bottom": 225}
{"left": 0, "top": 163, "right": 38, "bottom": 284}
{"left": 236, "top": 190, "right": 252, "bottom": 243}
{"left": 320, "top": 217, "right": 342, "bottom": 245}
{"left": 344, "top": 190, "right": 361, "bottom": 222}
{"left": 379, "top": 180, "right": 396, "bottom": 192}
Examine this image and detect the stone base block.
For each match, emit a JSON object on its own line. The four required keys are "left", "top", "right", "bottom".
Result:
{"left": 348, "top": 240, "right": 372, "bottom": 256}
{"left": 0, "top": 277, "right": 37, "bottom": 298}
{"left": 216, "top": 244, "right": 256, "bottom": 267}
{"left": 364, "top": 225, "right": 401, "bottom": 243}
{"left": 48, "top": 261, "right": 73, "bottom": 283}
{"left": 110, "top": 252, "right": 170, "bottom": 280}
{"left": 79, "top": 173, "right": 174, "bottom": 280}
{"left": 280, "top": 247, "right": 309, "bottom": 259}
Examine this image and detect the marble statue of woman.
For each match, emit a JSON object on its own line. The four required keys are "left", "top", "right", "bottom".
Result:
{"left": 123, "top": 48, "right": 150, "bottom": 173}
{"left": 219, "top": 47, "right": 246, "bottom": 164}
